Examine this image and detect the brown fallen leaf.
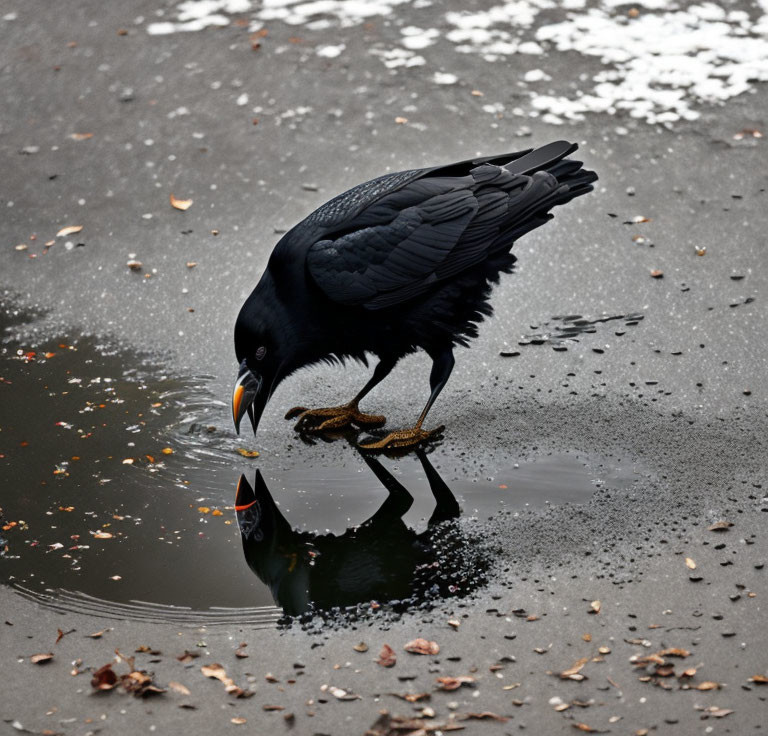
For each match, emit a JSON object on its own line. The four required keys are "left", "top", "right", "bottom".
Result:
{"left": 709, "top": 708, "right": 734, "bottom": 718}
{"left": 680, "top": 667, "right": 698, "bottom": 678}
{"left": 91, "top": 663, "right": 118, "bottom": 691}
{"left": 237, "top": 448, "right": 260, "bottom": 458}
{"left": 88, "top": 630, "right": 109, "bottom": 639}
{"left": 560, "top": 657, "right": 589, "bottom": 680}
{"left": 572, "top": 724, "right": 601, "bottom": 733}
{"left": 121, "top": 670, "right": 166, "bottom": 696}
{"left": 56, "top": 225, "right": 83, "bottom": 237}
{"left": 170, "top": 193, "right": 193, "bottom": 211}
{"left": 353, "top": 642, "right": 369, "bottom": 653}
{"left": 30, "top": 652, "right": 54, "bottom": 664}
{"left": 697, "top": 681, "right": 720, "bottom": 691}
{"left": 70, "top": 132, "right": 93, "bottom": 140}
{"left": 231, "top": 717, "right": 247, "bottom": 725}
{"left": 92, "top": 531, "right": 113, "bottom": 539}
{"left": 201, "top": 663, "right": 251, "bottom": 698}
{"left": 404, "top": 638, "right": 439, "bottom": 655}
{"left": 262, "top": 704, "right": 284, "bottom": 711}
{"left": 327, "top": 685, "right": 361, "bottom": 700}
{"left": 56, "top": 628, "right": 75, "bottom": 644}
{"left": 685, "top": 557, "right": 696, "bottom": 569}
{"left": 377, "top": 644, "right": 397, "bottom": 668}
{"left": 168, "top": 681, "right": 191, "bottom": 696}
{"left": 391, "top": 691, "right": 431, "bottom": 702}
{"left": 708, "top": 520, "right": 733, "bottom": 531}
{"left": 650, "top": 270, "right": 663, "bottom": 279}
{"left": 658, "top": 647, "right": 690, "bottom": 658}
{"left": 749, "top": 674, "right": 768, "bottom": 684}
{"left": 177, "top": 650, "right": 200, "bottom": 663}
{"left": 589, "top": 600, "right": 601, "bottom": 614}
{"left": 394, "top": 116, "right": 408, "bottom": 124}
{"left": 459, "top": 712, "right": 508, "bottom": 722}
{"left": 235, "top": 647, "right": 249, "bottom": 659}
{"left": 436, "top": 676, "right": 475, "bottom": 691}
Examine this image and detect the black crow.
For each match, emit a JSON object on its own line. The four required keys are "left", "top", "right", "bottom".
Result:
{"left": 233, "top": 140, "right": 597, "bottom": 450}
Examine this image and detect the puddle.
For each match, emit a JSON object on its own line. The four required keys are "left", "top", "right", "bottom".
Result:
{"left": 0, "top": 303, "right": 637, "bottom": 624}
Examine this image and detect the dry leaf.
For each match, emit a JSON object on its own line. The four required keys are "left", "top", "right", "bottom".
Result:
{"left": 460, "top": 712, "right": 508, "bottom": 722}
{"left": 560, "top": 657, "right": 589, "bottom": 680}
{"left": 177, "top": 650, "right": 200, "bottom": 663}
{"left": 70, "top": 132, "right": 93, "bottom": 140}
{"left": 659, "top": 647, "right": 690, "bottom": 658}
{"left": 56, "top": 225, "right": 83, "bottom": 237}
{"left": 708, "top": 520, "right": 733, "bottom": 531}
{"left": 394, "top": 116, "right": 408, "bottom": 124}
{"left": 170, "top": 193, "right": 193, "bottom": 211}
{"left": 328, "top": 686, "right": 361, "bottom": 700}
{"left": 749, "top": 675, "right": 768, "bottom": 684}
{"left": 31, "top": 653, "right": 54, "bottom": 664}
{"left": 91, "top": 663, "right": 118, "bottom": 691}
{"left": 168, "top": 681, "right": 191, "bottom": 696}
{"left": 404, "top": 638, "right": 439, "bottom": 655}
{"left": 685, "top": 557, "right": 696, "bottom": 569}
{"left": 582, "top": 633, "right": 592, "bottom": 642}
{"left": 231, "top": 717, "right": 247, "bottom": 724}
{"left": 447, "top": 619, "right": 460, "bottom": 629}
{"left": 377, "top": 644, "right": 397, "bottom": 668}
{"left": 696, "top": 681, "right": 720, "bottom": 691}
{"left": 237, "top": 448, "right": 260, "bottom": 458}
{"left": 709, "top": 708, "right": 734, "bottom": 718}
{"left": 92, "top": 531, "right": 113, "bottom": 539}
{"left": 598, "top": 646, "right": 611, "bottom": 655}
{"left": 589, "top": 600, "right": 601, "bottom": 614}
{"left": 572, "top": 724, "right": 599, "bottom": 733}
{"left": 391, "top": 692, "right": 431, "bottom": 702}
{"left": 650, "top": 270, "right": 663, "bottom": 278}
{"left": 436, "top": 676, "right": 475, "bottom": 691}
{"left": 201, "top": 663, "right": 251, "bottom": 697}
{"left": 88, "top": 630, "right": 108, "bottom": 639}
{"left": 262, "top": 704, "right": 284, "bottom": 711}
{"left": 353, "top": 642, "right": 368, "bottom": 653}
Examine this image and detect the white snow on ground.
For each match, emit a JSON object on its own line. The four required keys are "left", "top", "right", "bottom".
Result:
{"left": 145, "top": 0, "right": 768, "bottom": 126}
{"left": 148, "top": 0, "right": 252, "bottom": 34}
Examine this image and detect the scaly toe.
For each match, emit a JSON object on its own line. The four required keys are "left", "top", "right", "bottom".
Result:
{"left": 359, "top": 425, "right": 444, "bottom": 452}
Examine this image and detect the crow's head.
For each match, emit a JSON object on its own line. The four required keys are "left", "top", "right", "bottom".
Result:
{"left": 232, "top": 310, "right": 285, "bottom": 437}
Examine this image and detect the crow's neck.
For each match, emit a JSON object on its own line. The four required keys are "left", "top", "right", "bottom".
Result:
{"left": 256, "top": 270, "right": 327, "bottom": 374}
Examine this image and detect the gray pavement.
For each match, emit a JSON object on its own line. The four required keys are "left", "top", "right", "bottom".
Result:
{"left": 2, "top": 0, "right": 767, "bottom": 734}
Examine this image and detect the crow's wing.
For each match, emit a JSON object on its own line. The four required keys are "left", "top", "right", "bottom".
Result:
{"left": 306, "top": 182, "right": 480, "bottom": 308}
{"left": 301, "top": 141, "right": 592, "bottom": 310}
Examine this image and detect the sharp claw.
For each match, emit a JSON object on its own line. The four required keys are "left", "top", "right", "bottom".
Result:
{"left": 285, "top": 406, "right": 309, "bottom": 420}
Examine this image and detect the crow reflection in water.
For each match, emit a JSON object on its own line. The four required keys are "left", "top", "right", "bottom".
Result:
{"left": 235, "top": 450, "right": 488, "bottom": 618}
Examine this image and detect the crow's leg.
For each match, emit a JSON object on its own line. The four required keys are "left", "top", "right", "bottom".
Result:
{"left": 359, "top": 349, "right": 454, "bottom": 451}
{"left": 285, "top": 357, "right": 397, "bottom": 433}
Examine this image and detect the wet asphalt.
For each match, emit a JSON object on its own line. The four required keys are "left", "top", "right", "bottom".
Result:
{"left": 1, "top": 1, "right": 767, "bottom": 734}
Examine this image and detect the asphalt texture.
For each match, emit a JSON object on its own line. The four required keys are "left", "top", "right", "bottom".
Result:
{"left": 2, "top": 1, "right": 768, "bottom": 735}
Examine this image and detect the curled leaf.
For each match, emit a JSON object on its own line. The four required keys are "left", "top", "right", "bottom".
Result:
{"left": 31, "top": 653, "right": 54, "bottom": 664}
{"left": 377, "top": 644, "right": 396, "bottom": 668}
{"left": 404, "top": 638, "right": 439, "bottom": 655}
{"left": 56, "top": 225, "right": 83, "bottom": 237}
{"left": 436, "top": 675, "right": 475, "bottom": 691}
{"left": 170, "top": 193, "right": 193, "bottom": 211}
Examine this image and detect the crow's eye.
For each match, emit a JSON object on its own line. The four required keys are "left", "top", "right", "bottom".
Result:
{"left": 255, "top": 346, "right": 267, "bottom": 360}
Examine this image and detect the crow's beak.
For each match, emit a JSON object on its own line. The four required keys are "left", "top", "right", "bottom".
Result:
{"left": 232, "top": 359, "right": 264, "bottom": 436}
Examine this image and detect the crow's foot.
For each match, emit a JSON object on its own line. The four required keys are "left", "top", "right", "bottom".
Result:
{"left": 285, "top": 404, "right": 386, "bottom": 433}
{"left": 358, "top": 424, "right": 444, "bottom": 452}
